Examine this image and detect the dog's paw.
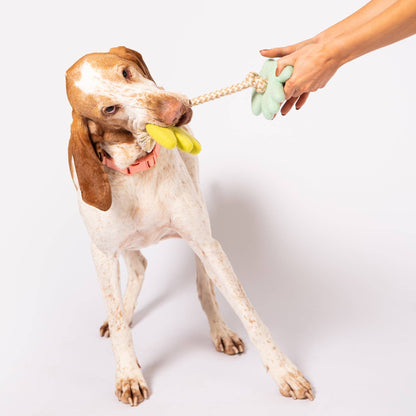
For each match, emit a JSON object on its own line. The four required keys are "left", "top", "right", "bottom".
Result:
{"left": 115, "top": 374, "right": 149, "bottom": 406}
{"left": 212, "top": 328, "right": 245, "bottom": 355}
{"left": 99, "top": 321, "right": 110, "bottom": 338}
{"left": 276, "top": 367, "right": 314, "bottom": 401}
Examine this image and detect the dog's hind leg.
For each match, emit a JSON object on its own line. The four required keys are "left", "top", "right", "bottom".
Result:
{"left": 100, "top": 250, "right": 147, "bottom": 338}
{"left": 196, "top": 256, "right": 245, "bottom": 355}
{"left": 186, "top": 236, "right": 313, "bottom": 401}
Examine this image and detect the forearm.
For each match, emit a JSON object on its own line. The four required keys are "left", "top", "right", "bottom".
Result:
{"left": 259, "top": 0, "right": 416, "bottom": 113}
{"left": 331, "top": 0, "right": 416, "bottom": 65}
{"left": 316, "top": 0, "right": 398, "bottom": 41}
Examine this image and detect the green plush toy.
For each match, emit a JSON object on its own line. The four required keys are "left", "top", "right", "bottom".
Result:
{"left": 251, "top": 60, "right": 293, "bottom": 120}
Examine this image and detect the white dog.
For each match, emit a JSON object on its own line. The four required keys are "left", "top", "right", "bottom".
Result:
{"left": 66, "top": 46, "right": 313, "bottom": 406}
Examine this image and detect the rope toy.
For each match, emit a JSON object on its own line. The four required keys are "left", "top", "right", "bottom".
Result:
{"left": 145, "top": 60, "right": 293, "bottom": 154}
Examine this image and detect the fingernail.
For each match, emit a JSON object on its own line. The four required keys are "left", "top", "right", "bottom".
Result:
{"left": 260, "top": 49, "right": 268, "bottom": 52}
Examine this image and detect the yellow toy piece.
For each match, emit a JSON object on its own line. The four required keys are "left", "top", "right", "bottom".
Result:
{"left": 145, "top": 124, "right": 201, "bottom": 155}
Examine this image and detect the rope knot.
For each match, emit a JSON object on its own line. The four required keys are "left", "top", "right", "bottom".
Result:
{"left": 246, "top": 72, "right": 267, "bottom": 93}
{"left": 190, "top": 72, "right": 268, "bottom": 107}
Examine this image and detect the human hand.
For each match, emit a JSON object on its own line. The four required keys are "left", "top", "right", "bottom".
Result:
{"left": 260, "top": 38, "right": 341, "bottom": 114}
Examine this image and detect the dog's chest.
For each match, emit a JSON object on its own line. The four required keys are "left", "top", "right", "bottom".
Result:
{"left": 112, "top": 175, "right": 179, "bottom": 248}
{"left": 79, "top": 149, "right": 195, "bottom": 251}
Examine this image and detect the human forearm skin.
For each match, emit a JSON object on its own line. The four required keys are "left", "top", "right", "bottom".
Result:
{"left": 259, "top": 0, "right": 416, "bottom": 113}
{"left": 316, "top": 0, "right": 398, "bottom": 42}
{"left": 328, "top": 0, "right": 416, "bottom": 66}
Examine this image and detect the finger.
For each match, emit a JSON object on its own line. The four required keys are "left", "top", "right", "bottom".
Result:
{"left": 280, "top": 97, "right": 297, "bottom": 115}
{"left": 283, "top": 79, "right": 298, "bottom": 100}
{"left": 276, "top": 58, "right": 293, "bottom": 77}
{"left": 260, "top": 46, "right": 296, "bottom": 58}
{"left": 295, "top": 93, "right": 309, "bottom": 110}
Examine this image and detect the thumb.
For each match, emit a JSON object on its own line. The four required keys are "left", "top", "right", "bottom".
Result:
{"left": 260, "top": 45, "right": 296, "bottom": 58}
{"left": 276, "top": 57, "right": 294, "bottom": 77}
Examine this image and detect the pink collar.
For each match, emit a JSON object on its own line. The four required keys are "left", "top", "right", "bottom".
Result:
{"left": 102, "top": 143, "right": 161, "bottom": 175}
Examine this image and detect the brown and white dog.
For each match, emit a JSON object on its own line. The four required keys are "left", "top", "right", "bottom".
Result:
{"left": 66, "top": 46, "right": 313, "bottom": 406}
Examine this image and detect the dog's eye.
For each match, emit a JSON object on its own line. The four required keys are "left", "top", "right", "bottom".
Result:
{"left": 122, "top": 68, "right": 131, "bottom": 79}
{"left": 103, "top": 106, "right": 118, "bottom": 115}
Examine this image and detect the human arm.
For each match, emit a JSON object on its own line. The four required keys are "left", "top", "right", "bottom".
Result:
{"left": 260, "top": 0, "right": 416, "bottom": 114}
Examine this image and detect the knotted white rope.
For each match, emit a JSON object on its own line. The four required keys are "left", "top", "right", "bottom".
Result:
{"left": 190, "top": 72, "right": 267, "bottom": 107}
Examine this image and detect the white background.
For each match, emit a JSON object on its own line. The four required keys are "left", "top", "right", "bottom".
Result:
{"left": 1, "top": 0, "right": 415, "bottom": 415}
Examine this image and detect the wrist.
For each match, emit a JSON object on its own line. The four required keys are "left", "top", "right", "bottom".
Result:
{"left": 314, "top": 30, "right": 329, "bottom": 44}
{"left": 324, "top": 36, "right": 349, "bottom": 68}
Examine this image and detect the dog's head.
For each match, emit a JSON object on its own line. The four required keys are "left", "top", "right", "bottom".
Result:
{"left": 66, "top": 46, "right": 192, "bottom": 211}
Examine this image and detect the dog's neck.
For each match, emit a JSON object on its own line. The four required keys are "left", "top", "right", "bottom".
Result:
{"left": 88, "top": 120, "right": 156, "bottom": 170}
{"left": 100, "top": 139, "right": 156, "bottom": 170}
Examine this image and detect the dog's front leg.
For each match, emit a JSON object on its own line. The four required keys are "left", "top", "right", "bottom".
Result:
{"left": 91, "top": 244, "right": 149, "bottom": 406}
{"left": 100, "top": 250, "right": 147, "bottom": 338}
{"left": 188, "top": 237, "right": 313, "bottom": 400}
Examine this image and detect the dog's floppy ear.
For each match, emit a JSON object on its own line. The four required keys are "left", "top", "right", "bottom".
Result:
{"left": 109, "top": 46, "right": 155, "bottom": 82}
{"left": 68, "top": 111, "right": 112, "bottom": 211}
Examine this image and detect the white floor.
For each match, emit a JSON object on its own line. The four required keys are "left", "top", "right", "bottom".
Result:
{"left": 1, "top": 199, "right": 415, "bottom": 416}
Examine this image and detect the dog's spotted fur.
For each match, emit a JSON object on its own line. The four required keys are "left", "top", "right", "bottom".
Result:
{"left": 66, "top": 46, "right": 313, "bottom": 406}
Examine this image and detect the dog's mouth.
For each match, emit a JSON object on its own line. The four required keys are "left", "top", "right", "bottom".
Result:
{"left": 134, "top": 98, "right": 193, "bottom": 152}
{"left": 136, "top": 105, "right": 192, "bottom": 135}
